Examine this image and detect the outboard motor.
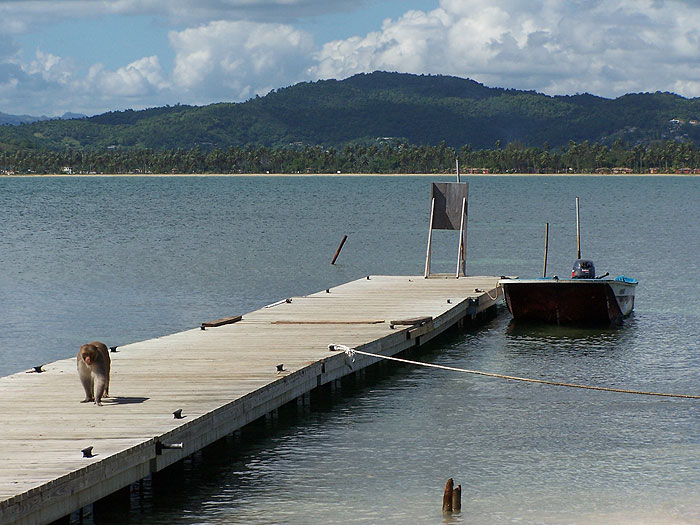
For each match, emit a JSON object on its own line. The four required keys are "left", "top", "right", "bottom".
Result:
{"left": 572, "top": 259, "right": 596, "bottom": 279}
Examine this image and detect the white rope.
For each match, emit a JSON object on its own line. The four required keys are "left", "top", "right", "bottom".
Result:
{"left": 478, "top": 284, "right": 501, "bottom": 301}
{"left": 328, "top": 345, "right": 700, "bottom": 400}
{"left": 329, "top": 344, "right": 355, "bottom": 362}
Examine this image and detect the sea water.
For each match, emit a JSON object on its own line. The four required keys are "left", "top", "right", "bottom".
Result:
{"left": 1, "top": 175, "right": 699, "bottom": 523}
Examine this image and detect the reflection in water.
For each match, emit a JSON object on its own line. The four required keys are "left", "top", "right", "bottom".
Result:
{"left": 505, "top": 318, "right": 627, "bottom": 340}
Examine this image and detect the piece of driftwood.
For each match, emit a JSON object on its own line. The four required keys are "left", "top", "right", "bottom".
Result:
{"left": 200, "top": 315, "right": 243, "bottom": 330}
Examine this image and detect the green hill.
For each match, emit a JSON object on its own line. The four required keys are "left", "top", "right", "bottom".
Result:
{"left": 3, "top": 71, "right": 700, "bottom": 151}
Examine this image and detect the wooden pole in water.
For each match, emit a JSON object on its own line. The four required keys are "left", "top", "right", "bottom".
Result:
{"left": 442, "top": 478, "right": 454, "bottom": 512}
{"left": 456, "top": 158, "right": 461, "bottom": 183}
{"left": 331, "top": 235, "right": 348, "bottom": 265}
{"left": 543, "top": 222, "right": 549, "bottom": 278}
{"left": 452, "top": 484, "right": 462, "bottom": 512}
{"left": 576, "top": 197, "right": 581, "bottom": 259}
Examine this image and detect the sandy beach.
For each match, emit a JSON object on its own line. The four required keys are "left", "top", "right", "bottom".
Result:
{"left": 3, "top": 172, "right": 698, "bottom": 178}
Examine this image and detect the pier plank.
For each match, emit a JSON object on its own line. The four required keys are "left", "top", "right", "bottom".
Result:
{"left": 0, "top": 275, "right": 501, "bottom": 525}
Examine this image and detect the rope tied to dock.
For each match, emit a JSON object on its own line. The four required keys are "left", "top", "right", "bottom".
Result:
{"left": 475, "top": 284, "right": 502, "bottom": 301}
{"left": 328, "top": 345, "right": 700, "bottom": 400}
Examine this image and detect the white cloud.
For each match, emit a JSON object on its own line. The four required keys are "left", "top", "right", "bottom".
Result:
{"left": 3, "top": 0, "right": 700, "bottom": 116}
{"left": 0, "top": 69, "right": 20, "bottom": 98}
{"left": 311, "top": 0, "right": 700, "bottom": 98}
{"left": 0, "top": 17, "right": 316, "bottom": 115}
{"left": 26, "top": 50, "right": 74, "bottom": 84}
{"left": 85, "top": 56, "right": 169, "bottom": 97}
{"left": 0, "top": 1, "right": 327, "bottom": 115}
{"left": 0, "top": 50, "right": 171, "bottom": 115}
{"left": 169, "top": 20, "right": 315, "bottom": 102}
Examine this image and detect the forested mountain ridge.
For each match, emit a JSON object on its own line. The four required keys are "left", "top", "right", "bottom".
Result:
{"left": 2, "top": 71, "right": 700, "bottom": 151}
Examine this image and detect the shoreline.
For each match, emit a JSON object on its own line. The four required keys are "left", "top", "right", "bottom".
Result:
{"left": 2, "top": 172, "right": 698, "bottom": 178}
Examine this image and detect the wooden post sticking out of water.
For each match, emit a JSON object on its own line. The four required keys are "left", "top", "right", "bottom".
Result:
{"left": 452, "top": 484, "right": 462, "bottom": 511}
{"left": 543, "top": 222, "right": 549, "bottom": 278}
{"left": 442, "top": 478, "right": 454, "bottom": 512}
{"left": 331, "top": 235, "right": 348, "bottom": 265}
{"left": 576, "top": 196, "right": 581, "bottom": 259}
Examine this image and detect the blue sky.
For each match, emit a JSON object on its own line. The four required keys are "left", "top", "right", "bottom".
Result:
{"left": 2, "top": 0, "right": 700, "bottom": 117}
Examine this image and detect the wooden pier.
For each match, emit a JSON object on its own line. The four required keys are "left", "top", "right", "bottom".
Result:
{"left": 0, "top": 275, "right": 502, "bottom": 525}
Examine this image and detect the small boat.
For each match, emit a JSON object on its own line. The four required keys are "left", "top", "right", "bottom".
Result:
{"left": 499, "top": 198, "right": 638, "bottom": 325}
{"left": 499, "top": 267, "right": 638, "bottom": 325}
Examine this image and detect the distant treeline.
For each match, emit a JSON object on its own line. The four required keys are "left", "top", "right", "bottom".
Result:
{"left": 2, "top": 139, "right": 700, "bottom": 175}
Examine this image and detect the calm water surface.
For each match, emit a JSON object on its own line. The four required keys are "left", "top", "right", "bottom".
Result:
{"left": 1, "top": 175, "right": 699, "bottom": 523}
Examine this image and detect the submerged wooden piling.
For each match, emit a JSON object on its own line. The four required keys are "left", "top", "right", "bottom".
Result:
{"left": 442, "top": 478, "right": 454, "bottom": 512}
{"left": 452, "top": 483, "right": 461, "bottom": 511}
{"left": 443, "top": 478, "right": 461, "bottom": 513}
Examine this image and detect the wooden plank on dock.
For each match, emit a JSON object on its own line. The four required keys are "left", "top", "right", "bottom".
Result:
{"left": 0, "top": 275, "right": 502, "bottom": 525}
{"left": 201, "top": 315, "right": 242, "bottom": 329}
{"left": 389, "top": 316, "right": 433, "bottom": 328}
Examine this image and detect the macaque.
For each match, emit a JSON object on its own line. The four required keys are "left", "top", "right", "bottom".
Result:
{"left": 77, "top": 341, "right": 111, "bottom": 405}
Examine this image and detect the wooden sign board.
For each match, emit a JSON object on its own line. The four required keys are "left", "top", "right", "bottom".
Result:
{"left": 425, "top": 181, "right": 469, "bottom": 278}
{"left": 430, "top": 182, "right": 469, "bottom": 230}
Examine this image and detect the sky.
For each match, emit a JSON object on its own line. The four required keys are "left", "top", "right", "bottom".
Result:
{"left": 2, "top": 0, "right": 700, "bottom": 117}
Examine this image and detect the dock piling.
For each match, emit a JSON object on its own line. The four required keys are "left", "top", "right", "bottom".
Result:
{"left": 442, "top": 478, "right": 454, "bottom": 512}
{"left": 452, "top": 484, "right": 462, "bottom": 511}
{"left": 442, "top": 478, "right": 461, "bottom": 513}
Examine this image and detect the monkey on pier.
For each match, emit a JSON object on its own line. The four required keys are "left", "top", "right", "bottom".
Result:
{"left": 77, "top": 341, "right": 111, "bottom": 406}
